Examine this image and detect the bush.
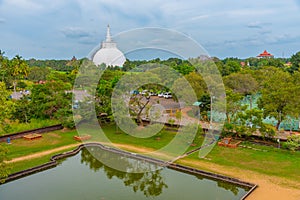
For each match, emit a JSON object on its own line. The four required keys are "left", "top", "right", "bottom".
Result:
{"left": 285, "top": 135, "right": 300, "bottom": 151}
{"left": 0, "top": 119, "right": 60, "bottom": 135}
{"left": 61, "top": 116, "right": 76, "bottom": 129}
{"left": 17, "top": 81, "right": 27, "bottom": 89}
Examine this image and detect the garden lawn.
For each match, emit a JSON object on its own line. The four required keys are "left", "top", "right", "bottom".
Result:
{"left": 182, "top": 143, "right": 300, "bottom": 183}
{"left": 9, "top": 146, "right": 77, "bottom": 174}
{"left": 5, "top": 124, "right": 300, "bottom": 184}
{"left": 4, "top": 129, "right": 80, "bottom": 160}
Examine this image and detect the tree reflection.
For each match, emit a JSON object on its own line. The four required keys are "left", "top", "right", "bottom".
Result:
{"left": 194, "top": 173, "right": 240, "bottom": 196}
{"left": 80, "top": 147, "right": 168, "bottom": 197}
{"left": 217, "top": 181, "right": 240, "bottom": 195}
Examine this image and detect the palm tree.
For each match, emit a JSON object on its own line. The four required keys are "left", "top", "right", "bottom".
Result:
{"left": 10, "top": 55, "right": 29, "bottom": 93}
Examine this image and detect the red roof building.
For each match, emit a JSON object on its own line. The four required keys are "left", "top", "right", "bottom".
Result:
{"left": 257, "top": 50, "right": 274, "bottom": 58}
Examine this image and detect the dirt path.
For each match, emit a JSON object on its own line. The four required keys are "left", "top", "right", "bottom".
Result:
{"left": 7, "top": 142, "right": 300, "bottom": 199}
{"left": 179, "top": 159, "right": 300, "bottom": 200}
{"left": 7, "top": 143, "right": 80, "bottom": 163}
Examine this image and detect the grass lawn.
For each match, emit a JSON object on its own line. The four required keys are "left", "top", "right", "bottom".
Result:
{"left": 9, "top": 146, "right": 78, "bottom": 174}
{"left": 78, "top": 124, "right": 203, "bottom": 155}
{"left": 62, "top": 124, "right": 300, "bottom": 183}
{"left": 181, "top": 143, "right": 300, "bottom": 183}
{"left": 4, "top": 129, "right": 80, "bottom": 159}
{"left": 4, "top": 124, "right": 201, "bottom": 173}
{"left": 4, "top": 124, "right": 300, "bottom": 184}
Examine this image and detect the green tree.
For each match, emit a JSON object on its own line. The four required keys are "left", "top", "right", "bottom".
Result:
{"left": 224, "top": 73, "right": 258, "bottom": 109}
{"left": 47, "top": 71, "right": 73, "bottom": 84}
{"left": 254, "top": 66, "right": 281, "bottom": 89}
{"left": 285, "top": 135, "right": 300, "bottom": 151}
{"left": 129, "top": 94, "right": 151, "bottom": 126}
{"left": 95, "top": 70, "right": 124, "bottom": 118}
{"left": 288, "top": 51, "right": 300, "bottom": 73}
{"left": 221, "top": 60, "right": 241, "bottom": 76}
{"left": 13, "top": 96, "right": 32, "bottom": 123}
{"left": 30, "top": 80, "right": 72, "bottom": 119}
{"left": 0, "top": 82, "right": 14, "bottom": 133}
{"left": 0, "top": 52, "right": 10, "bottom": 85}
{"left": 10, "top": 55, "right": 29, "bottom": 92}
{"left": 162, "top": 58, "right": 195, "bottom": 75}
{"left": 290, "top": 72, "right": 300, "bottom": 119}
{"left": 224, "top": 89, "right": 245, "bottom": 124}
{"left": 184, "top": 72, "right": 207, "bottom": 98}
{"left": 235, "top": 109, "right": 273, "bottom": 137}
{"left": 28, "top": 66, "right": 51, "bottom": 82}
{"left": 257, "top": 70, "right": 297, "bottom": 130}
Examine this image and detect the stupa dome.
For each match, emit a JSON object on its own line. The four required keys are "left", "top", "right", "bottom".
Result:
{"left": 92, "top": 25, "right": 126, "bottom": 67}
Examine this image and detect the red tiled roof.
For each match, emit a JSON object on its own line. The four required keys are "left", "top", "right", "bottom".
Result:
{"left": 257, "top": 50, "right": 273, "bottom": 57}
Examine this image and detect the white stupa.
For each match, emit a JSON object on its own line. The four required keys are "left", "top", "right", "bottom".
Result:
{"left": 92, "top": 25, "right": 126, "bottom": 67}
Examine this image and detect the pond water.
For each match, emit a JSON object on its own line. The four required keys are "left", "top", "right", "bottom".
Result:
{"left": 0, "top": 146, "right": 249, "bottom": 200}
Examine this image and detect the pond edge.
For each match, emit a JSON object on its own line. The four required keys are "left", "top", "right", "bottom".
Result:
{"left": 1, "top": 142, "right": 257, "bottom": 200}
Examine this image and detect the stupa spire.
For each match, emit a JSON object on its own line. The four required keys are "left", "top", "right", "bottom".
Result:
{"left": 106, "top": 24, "right": 112, "bottom": 42}
{"left": 93, "top": 25, "right": 126, "bottom": 67}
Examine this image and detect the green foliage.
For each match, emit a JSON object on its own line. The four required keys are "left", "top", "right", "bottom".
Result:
{"left": 184, "top": 72, "right": 207, "bottom": 99}
{"left": 224, "top": 73, "right": 258, "bottom": 96}
{"left": 257, "top": 69, "right": 299, "bottom": 130}
{"left": 225, "top": 89, "right": 245, "bottom": 123}
{"left": 222, "top": 122, "right": 235, "bottom": 136}
{"left": 198, "top": 94, "right": 211, "bottom": 121}
{"left": 0, "top": 82, "right": 15, "bottom": 133}
{"left": 0, "top": 55, "right": 29, "bottom": 91}
{"left": 259, "top": 124, "right": 276, "bottom": 138}
{"left": 0, "top": 54, "right": 10, "bottom": 84}
{"left": 220, "top": 60, "right": 241, "bottom": 76}
{"left": 16, "top": 81, "right": 27, "bottom": 89}
{"left": 245, "top": 57, "right": 285, "bottom": 69}
{"left": 0, "top": 144, "right": 10, "bottom": 183}
{"left": 95, "top": 70, "right": 124, "bottom": 118}
{"left": 0, "top": 119, "right": 60, "bottom": 136}
{"left": 30, "top": 80, "right": 72, "bottom": 120}
{"left": 285, "top": 135, "right": 300, "bottom": 151}
{"left": 288, "top": 51, "right": 300, "bottom": 73}
{"left": 122, "top": 58, "right": 195, "bottom": 75}
{"left": 47, "top": 71, "right": 74, "bottom": 84}
{"left": 28, "top": 66, "right": 51, "bottom": 81}
{"left": 12, "top": 96, "right": 32, "bottom": 123}
{"left": 162, "top": 58, "right": 195, "bottom": 75}
{"left": 26, "top": 59, "right": 74, "bottom": 72}
{"left": 61, "top": 116, "right": 76, "bottom": 129}
{"left": 253, "top": 66, "right": 281, "bottom": 89}
{"left": 235, "top": 109, "right": 274, "bottom": 138}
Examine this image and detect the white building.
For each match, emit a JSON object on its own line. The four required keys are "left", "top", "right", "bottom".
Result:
{"left": 92, "top": 25, "right": 126, "bottom": 67}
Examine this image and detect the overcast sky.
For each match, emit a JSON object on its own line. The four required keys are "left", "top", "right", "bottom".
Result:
{"left": 0, "top": 0, "right": 299, "bottom": 60}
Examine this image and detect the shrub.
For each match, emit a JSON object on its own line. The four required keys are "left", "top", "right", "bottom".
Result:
{"left": 285, "top": 135, "right": 300, "bottom": 151}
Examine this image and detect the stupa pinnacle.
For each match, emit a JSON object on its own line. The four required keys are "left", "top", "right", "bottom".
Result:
{"left": 92, "top": 25, "right": 126, "bottom": 67}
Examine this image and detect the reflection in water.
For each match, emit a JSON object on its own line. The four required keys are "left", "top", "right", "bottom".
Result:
{"left": 217, "top": 181, "right": 239, "bottom": 195}
{"left": 0, "top": 146, "right": 251, "bottom": 200}
{"left": 80, "top": 147, "right": 168, "bottom": 197}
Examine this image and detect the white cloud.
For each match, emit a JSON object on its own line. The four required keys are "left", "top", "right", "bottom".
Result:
{"left": 247, "top": 21, "right": 272, "bottom": 29}
{"left": 61, "top": 27, "right": 92, "bottom": 39}
{"left": 0, "top": 0, "right": 300, "bottom": 59}
{"left": 4, "top": 0, "right": 43, "bottom": 11}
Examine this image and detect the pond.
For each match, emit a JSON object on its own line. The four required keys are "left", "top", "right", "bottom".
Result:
{"left": 0, "top": 146, "right": 250, "bottom": 200}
